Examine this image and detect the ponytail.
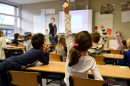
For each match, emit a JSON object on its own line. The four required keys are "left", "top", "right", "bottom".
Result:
{"left": 68, "top": 46, "right": 81, "bottom": 67}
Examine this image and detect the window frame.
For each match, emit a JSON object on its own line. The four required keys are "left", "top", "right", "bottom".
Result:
{"left": 0, "top": 1, "right": 21, "bottom": 29}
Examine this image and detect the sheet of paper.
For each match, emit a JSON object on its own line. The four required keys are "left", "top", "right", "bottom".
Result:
{"left": 121, "top": 11, "right": 130, "bottom": 22}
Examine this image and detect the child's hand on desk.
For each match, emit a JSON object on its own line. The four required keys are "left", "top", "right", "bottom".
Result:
{"left": 63, "top": 0, "right": 70, "bottom": 14}
{"left": 100, "top": 23, "right": 104, "bottom": 29}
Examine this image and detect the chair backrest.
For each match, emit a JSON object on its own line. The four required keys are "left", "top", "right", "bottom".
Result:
{"left": 92, "top": 56, "right": 105, "bottom": 64}
{"left": 69, "top": 76, "right": 107, "bottom": 86}
{"left": 8, "top": 71, "right": 42, "bottom": 86}
{"left": 17, "top": 45, "right": 26, "bottom": 51}
{"left": 110, "top": 50, "right": 121, "bottom": 54}
{"left": 9, "top": 44, "right": 16, "bottom": 46}
{"left": 49, "top": 53, "right": 61, "bottom": 62}
{"left": 53, "top": 43, "right": 58, "bottom": 48}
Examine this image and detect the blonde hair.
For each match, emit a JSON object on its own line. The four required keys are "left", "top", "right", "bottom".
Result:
{"left": 55, "top": 35, "right": 65, "bottom": 53}
{"left": 127, "top": 38, "right": 130, "bottom": 49}
{"left": 54, "top": 34, "right": 59, "bottom": 39}
{"left": 0, "top": 30, "right": 3, "bottom": 37}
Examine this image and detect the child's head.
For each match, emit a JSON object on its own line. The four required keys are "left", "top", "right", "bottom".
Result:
{"left": 127, "top": 38, "right": 130, "bottom": 49}
{"left": 31, "top": 33, "right": 45, "bottom": 49}
{"left": 27, "top": 33, "right": 33, "bottom": 39}
{"left": 58, "top": 35, "right": 66, "bottom": 45}
{"left": 54, "top": 34, "right": 59, "bottom": 39}
{"left": 122, "top": 40, "right": 126, "bottom": 48}
{"left": 68, "top": 31, "right": 92, "bottom": 67}
{"left": 14, "top": 33, "right": 20, "bottom": 39}
{"left": 91, "top": 32, "right": 100, "bottom": 43}
{"left": 0, "top": 30, "right": 4, "bottom": 37}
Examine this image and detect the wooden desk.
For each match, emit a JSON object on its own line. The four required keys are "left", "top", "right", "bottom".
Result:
{"left": 6, "top": 47, "right": 25, "bottom": 50}
{"left": 26, "top": 61, "right": 130, "bottom": 79}
{"left": 103, "top": 48, "right": 128, "bottom": 52}
{"left": 103, "top": 54, "right": 124, "bottom": 59}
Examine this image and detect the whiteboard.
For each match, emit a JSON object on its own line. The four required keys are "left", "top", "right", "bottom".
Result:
{"left": 45, "top": 15, "right": 59, "bottom": 35}
{"left": 33, "top": 9, "right": 45, "bottom": 34}
{"left": 95, "top": 12, "right": 113, "bottom": 36}
{"left": 109, "top": 39, "right": 118, "bottom": 48}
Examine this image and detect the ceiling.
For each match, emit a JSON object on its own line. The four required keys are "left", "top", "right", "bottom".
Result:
{"left": 6, "top": 0, "right": 62, "bottom": 4}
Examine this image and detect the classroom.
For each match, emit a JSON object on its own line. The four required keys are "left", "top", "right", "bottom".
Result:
{"left": 0, "top": 0, "right": 130, "bottom": 86}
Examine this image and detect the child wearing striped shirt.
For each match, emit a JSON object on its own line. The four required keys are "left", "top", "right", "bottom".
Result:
{"left": 88, "top": 24, "right": 107, "bottom": 56}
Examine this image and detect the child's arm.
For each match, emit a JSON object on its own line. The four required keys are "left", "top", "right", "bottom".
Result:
{"left": 91, "top": 61, "right": 103, "bottom": 80}
{"left": 100, "top": 24, "right": 107, "bottom": 46}
{"left": 38, "top": 44, "right": 50, "bottom": 65}
{"left": 2, "top": 38, "right": 7, "bottom": 49}
{"left": 38, "top": 53, "right": 49, "bottom": 65}
{"left": 115, "top": 30, "right": 122, "bottom": 45}
{"left": 63, "top": 0, "right": 74, "bottom": 51}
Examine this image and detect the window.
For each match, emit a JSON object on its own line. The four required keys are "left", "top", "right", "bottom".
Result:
{"left": 0, "top": 2, "right": 20, "bottom": 28}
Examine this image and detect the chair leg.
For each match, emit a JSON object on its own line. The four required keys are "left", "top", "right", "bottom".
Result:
{"left": 46, "top": 79, "right": 49, "bottom": 85}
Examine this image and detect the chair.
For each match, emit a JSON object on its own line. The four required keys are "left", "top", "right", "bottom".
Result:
{"left": 92, "top": 56, "right": 105, "bottom": 65}
{"left": 17, "top": 45, "right": 26, "bottom": 51}
{"left": 53, "top": 43, "right": 57, "bottom": 48}
{"left": 8, "top": 44, "right": 16, "bottom": 46}
{"left": 69, "top": 76, "right": 108, "bottom": 86}
{"left": 110, "top": 50, "right": 121, "bottom": 54}
{"left": 8, "top": 71, "right": 42, "bottom": 86}
{"left": 49, "top": 53, "right": 62, "bottom": 62}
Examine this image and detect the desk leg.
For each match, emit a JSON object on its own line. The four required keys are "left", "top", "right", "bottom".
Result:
{"left": 127, "top": 80, "right": 130, "bottom": 86}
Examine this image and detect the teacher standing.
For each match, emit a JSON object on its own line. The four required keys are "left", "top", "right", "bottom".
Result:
{"left": 49, "top": 18, "right": 57, "bottom": 42}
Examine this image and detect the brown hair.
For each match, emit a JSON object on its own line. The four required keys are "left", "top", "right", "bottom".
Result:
{"left": 54, "top": 34, "right": 59, "bottom": 39}
{"left": 27, "top": 33, "right": 32, "bottom": 38}
{"left": 91, "top": 32, "right": 100, "bottom": 43}
{"left": 68, "top": 31, "right": 92, "bottom": 67}
{"left": 0, "top": 30, "right": 3, "bottom": 37}
{"left": 51, "top": 18, "right": 55, "bottom": 21}
{"left": 122, "top": 40, "right": 126, "bottom": 46}
{"left": 14, "top": 33, "right": 19, "bottom": 39}
{"left": 55, "top": 35, "right": 65, "bottom": 52}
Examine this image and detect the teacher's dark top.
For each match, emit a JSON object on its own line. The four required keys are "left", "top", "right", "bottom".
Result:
{"left": 49, "top": 23, "right": 57, "bottom": 35}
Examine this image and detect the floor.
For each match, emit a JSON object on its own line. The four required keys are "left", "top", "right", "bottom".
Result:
{"left": 42, "top": 79, "right": 61, "bottom": 86}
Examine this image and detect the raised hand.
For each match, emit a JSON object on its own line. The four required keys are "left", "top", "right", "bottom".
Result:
{"left": 63, "top": 0, "right": 70, "bottom": 14}
{"left": 100, "top": 23, "right": 104, "bottom": 29}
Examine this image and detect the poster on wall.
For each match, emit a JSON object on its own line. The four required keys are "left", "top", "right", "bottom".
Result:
{"left": 121, "top": 2, "right": 130, "bottom": 22}
{"left": 121, "top": 2, "right": 130, "bottom": 11}
{"left": 107, "top": 28, "right": 112, "bottom": 35}
{"left": 100, "top": 4, "right": 115, "bottom": 14}
{"left": 46, "top": 8, "right": 55, "bottom": 15}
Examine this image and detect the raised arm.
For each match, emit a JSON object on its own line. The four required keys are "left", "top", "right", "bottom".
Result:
{"left": 115, "top": 30, "right": 122, "bottom": 45}
{"left": 63, "top": 0, "right": 74, "bottom": 51}
{"left": 100, "top": 24, "right": 107, "bottom": 46}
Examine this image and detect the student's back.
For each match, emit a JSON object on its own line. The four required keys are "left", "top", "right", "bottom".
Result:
{"left": 63, "top": 2, "right": 103, "bottom": 86}
{"left": 51, "top": 34, "right": 59, "bottom": 44}
{"left": 23, "top": 33, "right": 33, "bottom": 52}
{"left": 11, "top": 33, "right": 20, "bottom": 46}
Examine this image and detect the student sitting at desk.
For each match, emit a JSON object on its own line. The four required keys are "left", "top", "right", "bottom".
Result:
{"left": 0, "top": 33, "right": 50, "bottom": 86}
{"left": 109, "top": 30, "right": 125, "bottom": 54}
{"left": 23, "top": 33, "right": 33, "bottom": 52}
{"left": 55, "top": 35, "right": 67, "bottom": 61}
{"left": 52, "top": 34, "right": 59, "bottom": 44}
{"left": 63, "top": 1, "right": 103, "bottom": 86}
{"left": 0, "top": 30, "right": 7, "bottom": 62}
{"left": 11, "top": 33, "right": 22, "bottom": 46}
{"left": 88, "top": 24, "right": 107, "bottom": 56}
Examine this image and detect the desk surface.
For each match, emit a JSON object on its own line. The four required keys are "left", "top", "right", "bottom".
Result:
{"left": 6, "top": 47, "right": 25, "bottom": 50}
{"left": 26, "top": 61, "right": 130, "bottom": 79}
{"left": 103, "top": 48, "right": 128, "bottom": 52}
{"left": 103, "top": 54, "right": 124, "bottom": 59}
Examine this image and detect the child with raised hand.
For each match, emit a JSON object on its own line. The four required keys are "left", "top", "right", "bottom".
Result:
{"left": 63, "top": 1, "right": 103, "bottom": 86}
{"left": 109, "top": 30, "right": 125, "bottom": 54}
{"left": 88, "top": 24, "right": 107, "bottom": 56}
{"left": 0, "top": 33, "right": 50, "bottom": 86}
